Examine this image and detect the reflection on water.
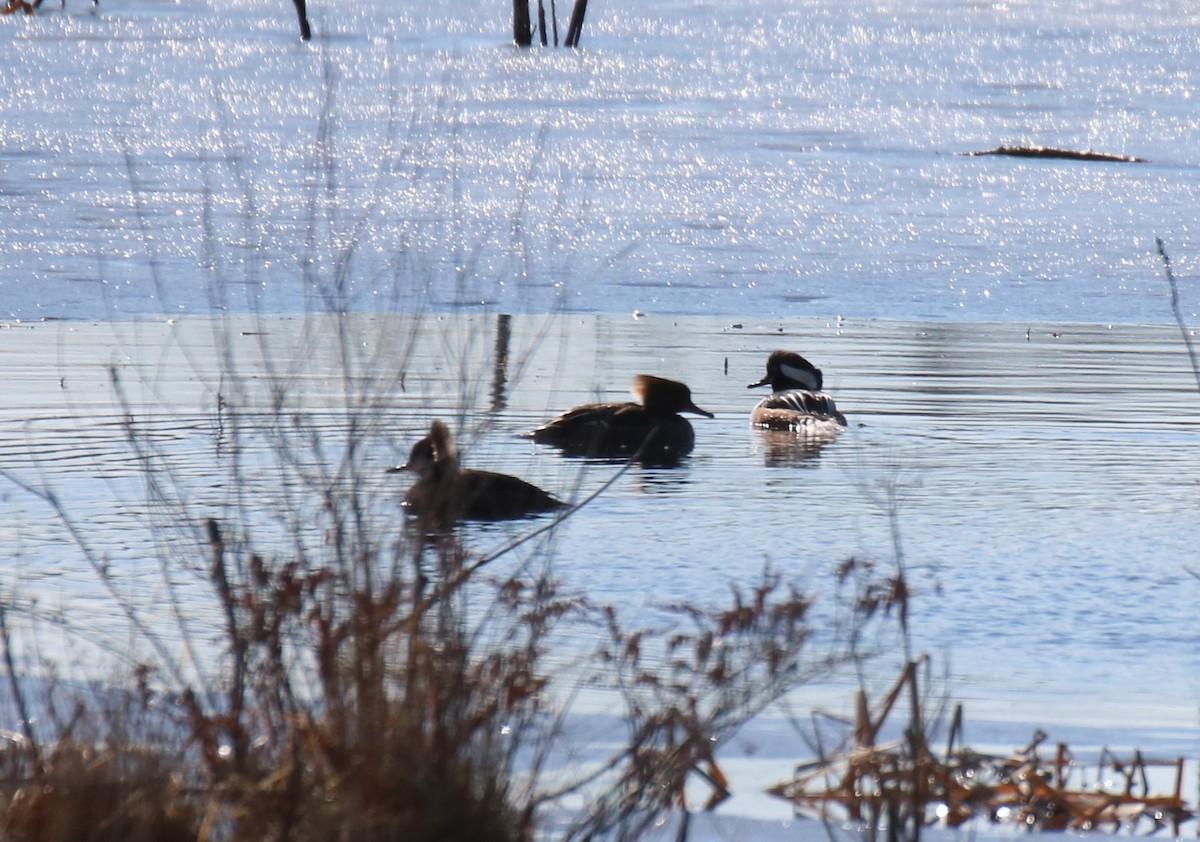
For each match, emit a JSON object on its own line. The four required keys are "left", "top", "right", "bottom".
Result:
{"left": 751, "top": 428, "right": 838, "bottom": 468}
{"left": 622, "top": 468, "right": 692, "bottom": 497}
{"left": 0, "top": 314, "right": 1197, "bottom": 730}
{"left": 489, "top": 313, "right": 512, "bottom": 414}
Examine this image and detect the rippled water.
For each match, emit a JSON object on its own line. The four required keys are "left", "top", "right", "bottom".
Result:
{"left": 2, "top": 0, "right": 1199, "bottom": 321}
{"left": 0, "top": 0, "right": 1197, "bottom": 809}
{"left": 1, "top": 314, "right": 1197, "bottom": 731}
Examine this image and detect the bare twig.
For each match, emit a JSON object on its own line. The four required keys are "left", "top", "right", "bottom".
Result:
{"left": 1157, "top": 238, "right": 1200, "bottom": 396}
{"left": 0, "top": 602, "right": 41, "bottom": 771}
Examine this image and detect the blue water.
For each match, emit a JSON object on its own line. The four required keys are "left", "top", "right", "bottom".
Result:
{"left": 1, "top": 0, "right": 1198, "bottom": 323}
{"left": 2, "top": 314, "right": 1196, "bottom": 729}
{"left": 0, "top": 0, "right": 1197, "bottom": 819}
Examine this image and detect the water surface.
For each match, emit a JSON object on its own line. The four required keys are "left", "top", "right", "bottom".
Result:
{"left": 1, "top": 0, "right": 1198, "bottom": 322}
{"left": 1, "top": 314, "right": 1195, "bottom": 732}
{"left": 0, "top": 0, "right": 1197, "bottom": 811}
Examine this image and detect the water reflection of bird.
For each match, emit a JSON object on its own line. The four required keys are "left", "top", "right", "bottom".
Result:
{"left": 391, "top": 421, "right": 565, "bottom": 527}
{"left": 748, "top": 350, "right": 847, "bottom": 431}
{"left": 754, "top": 429, "right": 830, "bottom": 468}
{"left": 525, "top": 374, "right": 714, "bottom": 466}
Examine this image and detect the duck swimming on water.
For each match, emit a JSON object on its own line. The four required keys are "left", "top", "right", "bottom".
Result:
{"left": 392, "top": 421, "right": 565, "bottom": 527}
{"left": 525, "top": 374, "right": 713, "bottom": 466}
{"left": 748, "top": 350, "right": 847, "bottom": 431}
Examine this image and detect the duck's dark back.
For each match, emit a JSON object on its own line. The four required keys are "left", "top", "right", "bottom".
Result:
{"left": 459, "top": 470, "right": 564, "bottom": 519}
{"left": 531, "top": 402, "right": 695, "bottom": 464}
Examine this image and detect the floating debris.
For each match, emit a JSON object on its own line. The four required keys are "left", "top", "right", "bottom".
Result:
{"left": 769, "top": 662, "right": 1193, "bottom": 834}
{"left": 966, "top": 146, "right": 1147, "bottom": 163}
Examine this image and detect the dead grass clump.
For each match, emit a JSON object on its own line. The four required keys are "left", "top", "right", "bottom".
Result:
{"left": 144, "top": 523, "right": 572, "bottom": 842}
{"left": 0, "top": 738, "right": 200, "bottom": 842}
{"left": 558, "top": 568, "right": 850, "bottom": 840}
{"left": 223, "top": 733, "right": 525, "bottom": 842}
{"left": 0, "top": 503, "right": 855, "bottom": 842}
{"left": 770, "top": 664, "right": 1195, "bottom": 836}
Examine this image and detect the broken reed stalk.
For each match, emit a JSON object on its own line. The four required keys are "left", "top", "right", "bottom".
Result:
{"left": 206, "top": 517, "right": 248, "bottom": 773}
{"left": 0, "top": 604, "right": 41, "bottom": 772}
{"left": 513, "top": 0, "right": 533, "bottom": 46}
{"left": 904, "top": 659, "right": 925, "bottom": 842}
{"left": 1157, "top": 238, "right": 1200, "bottom": 397}
{"left": 774, "top": 691, "right": 1195, "bottom": 835}
{"left": 490, "top": 315, "right": 512, "bottom": 413}
{"left": 563, "top": 0, "right": 588, "bottom": 47}
{"left": 292, "top": 0, "right": 311, "bottom": 41}
{"left": 515, "top": 0, "right": 580, "bottom": 47}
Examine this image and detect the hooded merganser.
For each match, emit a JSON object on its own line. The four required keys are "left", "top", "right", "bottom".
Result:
{"left": 391, "top": 420, "right": 565, "bottom": 527}
{"left": 525, "top": 374, "right": 714, "bottom": 466}
{"left": 748, "top": 350, "right": 847, "bottom": 430}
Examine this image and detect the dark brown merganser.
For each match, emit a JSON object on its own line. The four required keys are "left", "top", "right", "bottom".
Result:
{"left": 748, "top": 350, "right": 847, "bottom": 430}
{"left": 391, "top": 421, "right": 565, "bottom": 526}
{"left": 525, "top": 375, "right": 713, "bottom": 466}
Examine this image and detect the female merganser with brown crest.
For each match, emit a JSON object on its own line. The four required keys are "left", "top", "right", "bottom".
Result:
{"left": 525, "top": 374, "right": 713, "bottom": 466}
{"left": 748, "top": 350, "right": 847, "bottom": 431}
{"left": 392, "top": 421, "right": 565, "bottom": 527}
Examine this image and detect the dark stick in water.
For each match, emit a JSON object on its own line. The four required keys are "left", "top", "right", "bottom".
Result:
{"left": 1157, "top": 237, "right": 1200, "bottom": 396}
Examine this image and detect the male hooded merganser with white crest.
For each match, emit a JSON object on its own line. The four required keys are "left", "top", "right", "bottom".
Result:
{"left": 391, "top": 420, "right": 565, "bottom": 528}
{"left": 748, "top": 350, "right": 847, "bottom": 431}
{"left": 525, "top": 374, "right": 713, "bottom": 466}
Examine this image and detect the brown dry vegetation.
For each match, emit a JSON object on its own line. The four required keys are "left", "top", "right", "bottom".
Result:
{"left": 0, "top": 533, "right": 847, "bottom": 841}
{"left": 0, "top": 430, "right": 857, "bottom": 842}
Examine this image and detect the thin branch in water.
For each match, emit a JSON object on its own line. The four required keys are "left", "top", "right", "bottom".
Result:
{"left": 0, "top": 603, "right": 41, "bottom": 771}
{"left": 1157, "top": 237, "right": 1200, "bottom": 396}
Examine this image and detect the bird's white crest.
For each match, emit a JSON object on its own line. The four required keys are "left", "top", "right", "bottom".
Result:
{"left": 780, "top": 361, "right": 820, "bottom": 391}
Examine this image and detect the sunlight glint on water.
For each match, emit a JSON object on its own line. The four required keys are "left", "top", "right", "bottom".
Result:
{"left": 1, "top": 0, "right": 1199, "bottom": 320}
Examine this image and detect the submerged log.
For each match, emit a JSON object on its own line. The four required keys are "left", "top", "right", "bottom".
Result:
{"left": 967, "top": 146, "right": 1146, "bottom": 163}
